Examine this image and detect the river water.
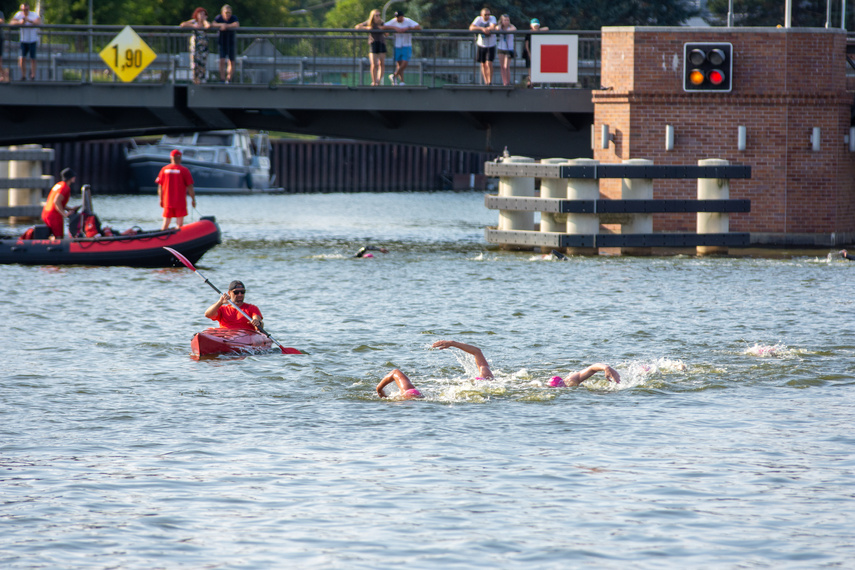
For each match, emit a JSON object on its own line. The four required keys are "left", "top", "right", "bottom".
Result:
{"left": 3, "top": 192, "right": 855, "bottom": 568}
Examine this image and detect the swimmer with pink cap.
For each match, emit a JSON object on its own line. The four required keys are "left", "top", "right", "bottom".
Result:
{"left": 376, "top": 368, "right": 424, "bottom": 399}
{"left": 547, "top": 364, "right": 620, "bottom": 388}
{"left": 431, "top": 339, "right": 494, "bottom": 379}
{"left": 431, "top": 339, "right": 619, "bottom": 387}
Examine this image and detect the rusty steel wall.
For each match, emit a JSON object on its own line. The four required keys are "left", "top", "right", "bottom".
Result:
{"left": 44, "top": 139, "right": 492, "bottom": 194}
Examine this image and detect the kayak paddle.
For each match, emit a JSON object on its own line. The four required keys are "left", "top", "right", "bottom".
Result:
{"left": 163, "top": 246, "right": 301, "bottom": 355}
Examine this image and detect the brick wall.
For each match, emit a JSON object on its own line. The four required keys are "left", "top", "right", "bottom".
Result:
{"left": 592, "top": 27, "right": 855, "bottom": 242}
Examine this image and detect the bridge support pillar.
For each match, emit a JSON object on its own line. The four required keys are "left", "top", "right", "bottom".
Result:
{"left": 539, "top": 158, "right": 571, "bottom": 253}
{"left": 566, "top": 158, "right": 600, "bottom": 256}
{"left": 8, "top": 145, "right": 43, "bottom": 223}
{"left": 497, "top": 155, "right": 535, "bottom": 249}
{"left": 621, "top": 158, "right": 654, "bottom": 256}
{"left": 697, "top": 158, "right": 731, "bottom": 255}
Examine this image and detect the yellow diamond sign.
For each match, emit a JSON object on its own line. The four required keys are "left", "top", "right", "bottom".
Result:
{"left": 99, "top": 26, "right": 157, "bottom": 82}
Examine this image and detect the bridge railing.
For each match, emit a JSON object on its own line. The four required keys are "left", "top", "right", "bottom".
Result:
{"left": 0, "top": 24, "right": 601, "bottom": 87}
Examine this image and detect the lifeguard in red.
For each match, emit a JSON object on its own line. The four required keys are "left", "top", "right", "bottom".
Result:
{"left": 204, "top": 280, "right": 265, "bottom": 331}
{"left": 41, "top": 168, "right": 76, "bottom": 238}
{"left": 156, "top": 149, "right": 196, "bottom": 230}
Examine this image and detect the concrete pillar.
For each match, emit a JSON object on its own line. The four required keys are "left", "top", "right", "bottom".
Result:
{"left": 621, "top": 158, "right": 654, "bottom": 256}
{"left": 8, "top": 145, "right": 43, "bottom": 224}
{"left": 539, "top": 158, "right": 571, "bottom": 252}
{"left": 565, "top": 158, "right": 600, "bottom": 256}
{"left": 497, "top": 156, "right": 535, "bottom": 248}
{"left": 0, "top": 155, "right": 8, "bottom": 209}
{"left": 697, "top": 158, "right": 730, "bottom": 255}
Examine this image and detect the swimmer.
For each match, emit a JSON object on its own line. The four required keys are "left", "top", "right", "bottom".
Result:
{"left": 433, "top": 339, "right": 619, "bottom": 385}
{"left": 376, "top": 368, "right": 423, "bottom": 399}
{"left": 547, "top": 363, "right": 621, "bottom": 387}
{"left": 839, "top": 249, "right": 855, "bottom": 260}
{"left": 431, "top": 339, "right": 494, "bottom": 379}
{"left": 354, "top": 245, "right": 389, "bottom": 258}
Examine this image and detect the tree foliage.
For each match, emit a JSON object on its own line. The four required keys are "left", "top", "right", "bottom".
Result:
{"left": 29, "top": 0, "right": 699, "bottom": 29}
{"left": 36, "top": 0, "right": 299, "bottom": 27}
{"left": 404, "top": 0, "right": 698, "bottom": 30}
{"left": 706, "top": 0, "right": 840, "bottom": 27}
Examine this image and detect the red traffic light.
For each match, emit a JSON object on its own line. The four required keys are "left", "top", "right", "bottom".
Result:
{"left": 708, "top": 69, "right": 726, "bottom": 86}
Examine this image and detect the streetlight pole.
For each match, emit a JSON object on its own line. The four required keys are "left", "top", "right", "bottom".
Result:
{"left": 382, "top": 0, "right": 405, "bottom": 22}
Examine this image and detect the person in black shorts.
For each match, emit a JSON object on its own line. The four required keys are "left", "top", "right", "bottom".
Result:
{"left": 214, "top": 4, "right": 239, "bottom": 83}
{"left": 470, "top": 7, "right": 498, "bottom": 85}
{"left": 355, "top": 9, "right": 391, "bottom": 86}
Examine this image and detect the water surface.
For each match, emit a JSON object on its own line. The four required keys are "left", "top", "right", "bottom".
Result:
{"left": 3, "top": 193, "right": 854, "bottom": 568}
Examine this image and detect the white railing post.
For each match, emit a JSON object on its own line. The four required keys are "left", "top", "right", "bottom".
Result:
{"left": 697, "top": 158, "right": 731, "bottom": 255}
{"left": 621, "top": 158, "right": 654, "bottom": 255}
{"left": 565, "top": 158, "right": 600, "bottom": 256}
{"left": 497, "top": 156, "right": 535, "bottom": 248}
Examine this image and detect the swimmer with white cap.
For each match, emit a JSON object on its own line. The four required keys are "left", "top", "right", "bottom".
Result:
{"left": 376, "top": 368, "right": 423, "bottom": 399}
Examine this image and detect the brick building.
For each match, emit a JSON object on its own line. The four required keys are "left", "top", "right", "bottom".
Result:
{"left": 592, "top": 27, "right": 855, "bottom": 246}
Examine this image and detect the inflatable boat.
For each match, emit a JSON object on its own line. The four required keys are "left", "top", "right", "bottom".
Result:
{"left": 0, "top": 217, "right": 221, "bottom": 267}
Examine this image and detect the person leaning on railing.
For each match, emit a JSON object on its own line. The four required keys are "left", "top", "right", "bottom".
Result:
{"left": 213, "top": 4, "right": 239, "bottom": 84}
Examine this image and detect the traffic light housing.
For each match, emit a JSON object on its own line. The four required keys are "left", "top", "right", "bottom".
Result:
{"left": 683, "top": 43, "right": 732, "bottom": 92}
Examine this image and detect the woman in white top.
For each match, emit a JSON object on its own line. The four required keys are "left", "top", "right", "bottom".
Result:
{"left": 496, "top": 14, "right": 517, "bottom": 86}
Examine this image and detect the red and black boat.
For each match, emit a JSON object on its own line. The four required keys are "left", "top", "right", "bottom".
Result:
{"left": 191, "top": 327, "right": 304, "bottom": 357}
{"left": 0, "top": 217, "right": 221, "bottom": 267}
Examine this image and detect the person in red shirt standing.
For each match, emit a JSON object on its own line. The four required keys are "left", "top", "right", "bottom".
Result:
{"left": 204, "top": 280, "right": 264, "bottom": 330}
{"left": 156, "top": 149, "right": 196, "bottom": 230}
{"left": 41, "top": 168, "right": 76, "bottom": 239}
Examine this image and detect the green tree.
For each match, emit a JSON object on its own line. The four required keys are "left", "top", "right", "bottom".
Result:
{"left": 707, "top": 0, "right": 837, "bottom": 27}
{"left": 39, "top": 0, "right": 299, "bottom": 27}
{"left": 406, "top": 0, "right": 697, "bottom": 30}
{"left": 323, "top": 0, "right": 377, "bottom": 28}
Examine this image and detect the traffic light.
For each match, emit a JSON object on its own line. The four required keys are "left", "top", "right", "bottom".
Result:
{"left": 683, "top": 43, "right": 732, "bottom": 92}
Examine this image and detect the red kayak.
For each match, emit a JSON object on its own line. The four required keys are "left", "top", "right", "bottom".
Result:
{"left": 191, "top": 327, "right": 304, "bottom": 357}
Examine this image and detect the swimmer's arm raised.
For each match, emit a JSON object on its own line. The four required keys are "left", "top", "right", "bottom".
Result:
{"left": 565, "top": 364, "right": 620, "bottom": 386}
{"left": 431, "top": 340, "right": 494, "bottom": 379}
{"left": 376, "top": 372, "right": 396, "bottom": 398}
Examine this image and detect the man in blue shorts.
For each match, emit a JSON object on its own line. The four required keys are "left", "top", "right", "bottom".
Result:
{"left": 214, "top": 4, "right": 239, "bottom": 83}
{"left": 10, "top": 3, "right": 40, "bottom": 81}
{"left": 384, "top": 10, "right": 420, "bottom": 86}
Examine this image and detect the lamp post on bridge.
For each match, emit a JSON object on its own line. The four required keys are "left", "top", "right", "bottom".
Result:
{"left": 382, "top": 0, "right": 405, "bottom": 22}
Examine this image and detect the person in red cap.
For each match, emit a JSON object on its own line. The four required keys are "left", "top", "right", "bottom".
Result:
{"left": 40, "top": 168, "right": 77, "bottom": 239}
{"left": 155, "top": 149, "right": 195, "bottom": 230}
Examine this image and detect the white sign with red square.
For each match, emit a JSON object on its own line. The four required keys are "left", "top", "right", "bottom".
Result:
{"left": 531, "top": 35, "right": 579, "bottom": 84}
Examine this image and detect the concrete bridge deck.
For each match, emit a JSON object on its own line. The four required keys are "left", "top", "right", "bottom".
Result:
{"left": 0, "top": 83, "right": 595, "bottom": 158}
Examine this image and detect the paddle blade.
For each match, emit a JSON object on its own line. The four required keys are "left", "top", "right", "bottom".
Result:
{"left": 164, "top": 247, "right": 196, "bottom": 271}
{"left": 281, "top": 347, "right": 305, "bottom": 355}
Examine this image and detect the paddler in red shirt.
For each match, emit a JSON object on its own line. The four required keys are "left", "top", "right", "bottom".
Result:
{"left": 156, "top": 149, "right": 196, "bottom": 230}
{"left": 41, "top": 168, "right": 77, "bottom": 239}
{"left": 204, "top": 280, "right": 264, "bottom": 330}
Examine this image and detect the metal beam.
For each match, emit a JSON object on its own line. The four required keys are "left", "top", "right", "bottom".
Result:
{"left": 485, "top": 196, "right": 752, "bottom": 213}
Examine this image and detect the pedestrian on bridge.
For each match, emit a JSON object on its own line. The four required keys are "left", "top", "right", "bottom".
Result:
{"left": 180, "top": 7, "right": 211, "bottom": 84}
{"left": 384, "top": 10, "right": 421, "bottom": 86}
{"left": 355, "top": 9, "right": 392, "bottom": 86}
{"left": 214, "top": 4, "right": 239, "bottom": 84}
{"left": 0, "top": 9, "right": 6, "bottom": 82}
{"left": 496, "top": 14, "right": 517, "bottom": 86}
{"left": 470, "top": 7, "right": 498, "bottom": 86}
{"left": 10, "top": 3, "right": 41, "bottom": 81}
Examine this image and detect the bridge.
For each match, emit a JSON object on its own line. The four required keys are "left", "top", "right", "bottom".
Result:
{"left": 0, "top": 25, "right": 600, "bottom": 158}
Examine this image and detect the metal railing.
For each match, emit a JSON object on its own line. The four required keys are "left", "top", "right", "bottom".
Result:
{"left": 0, "top": 24, "right": 602, "bottom": 87}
